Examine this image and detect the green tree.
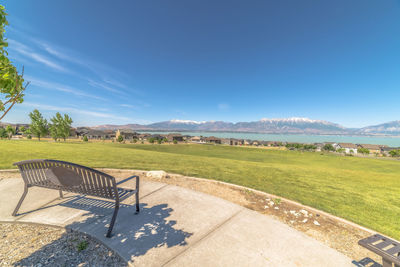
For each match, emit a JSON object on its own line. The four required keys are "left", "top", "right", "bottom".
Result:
{"left": 323, "top": 144, "right": 335, "bottom": 151}
{"left": 49, "top": 112, "right": 73, "bottom": 141}
{"left": 29, "top": 109, "right": 48, "bottom": 141}
{"left": 0, "top": 5, "right": 29, "bottom": 121}
{"left": 5, "top": 124, "right": 14, "bottom": 139}
{"left": 19, "top": 126, "right": 25, "bottom": 134}
{"left": 157, "top": 139, "right": 162, "bottom": 144}
{"left": 117, "top": 135, "right": 123, "bottom": 143}
{"left": 148, "top": 137, "right": 155, "bottom": 144}
{"left": 83, "top": 135, "right": 88, "bottom": 142}
{"left": 173, "top": 140, "right": 178, "bottom": 144}
{"left": 358, "top": 148, "right": 370, "bottom": 155}
{"left": 389, "top": 150, "right": 400, "bottom": 157}
{"left": 0, "top": 127, "right": 6, "bottom": 138}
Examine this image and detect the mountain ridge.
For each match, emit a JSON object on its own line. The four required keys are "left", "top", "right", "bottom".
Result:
{"left": 90, "top": 117, "right": 400, "bottom": 136}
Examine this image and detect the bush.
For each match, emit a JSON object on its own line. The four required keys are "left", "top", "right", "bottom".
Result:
{"left": 27, "top": 134, "right": 32, "bottom": 139}
{"left": 149, "top": 137, "right": 155, "bottom": 144}
{"left": 173, "top": 140, "right": 178, "bottom": 144}
{"left": 358, "top": 148, "right": 370, "bottom": 155}
{"left": 132, "top": 138, "right": 138, "bottom": 143}
{"left": 83, "top": 136, "right": 88, "bottom": 142}
{"left": 117, "top": 135, "right": 123, "bottom": 143}
{"left": 157, "top": 139, "right": 162, "bottom": 144}
{"left": 323, "top": 144, "right": 335, "bottom": 151}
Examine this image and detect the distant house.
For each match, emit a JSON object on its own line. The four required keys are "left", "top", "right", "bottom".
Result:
{"left": 336, "top": 143, "right": 358, "bottom": 154}
{"left": 166, "top": 133, "right": 184, "bottom": 142}
{"left": 314, "top": 143, "right": 324, "bottom": 152}
{"left": 221, "top": 138, "right": 231, "bottom": 145}
{"left": 138, "top": 133, "right": 150, "bottom": 141}
{"left": 252, "top": 140, "right": 260, "bottom": 146}
{"left": 381, "top": 146, "right": 399, "bottom": 156}
{"left": 243, "top": 140, "right": 251, "bottom": 145}
{"left": 116, "top": 130, "right": 138, "bottom": 141}
{"left": 190, "top": 136, "right": 204, "bottom": 143}
{"left": 229, "top": 138, "right": 242, "bottom": 146}
{"left": 205, "top": 136, "right": 222, "bottom": 144}
{"left": 357, "top": 144, "right": 385, "bottom": 154}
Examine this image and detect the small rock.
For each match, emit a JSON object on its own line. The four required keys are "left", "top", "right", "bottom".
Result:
{"left": 268, "top": 201, "right": 274, "bottom": 207}
{"left": 289, "top": 210, "right": 296, "bottom": 215}
{"left": 302, "top": 219, "right": 308, "bottom": 223}
{"left": 274, "top": 207, "right": 279, "bottom": 210}
{"left": 299, "top": 209, "right": 308, "bottom": 216}
{"left": 313, "top": 220, "right": 320, "bottom": 226}
{"left": 289, "top": 220, "right": 295, "bottom": 224}
{"left": 146, "top": 170, "right": 167, "bottom": 179}
{"left": 264, "top": 205, "right": 269, "bottom": 209}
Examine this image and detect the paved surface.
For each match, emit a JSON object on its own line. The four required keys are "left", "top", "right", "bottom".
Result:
{"left": 0, "top": 177, "right": 354, "bottom": 266}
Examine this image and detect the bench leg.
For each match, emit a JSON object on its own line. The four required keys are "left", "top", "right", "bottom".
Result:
{"left": 59, "top": 190, "right": 63, "bottom": 199}
{"left": 106, "top": 200, "right": 119, "bottom": 238}
{"left": 135, "top": 176, "right": 140, "bottom": 214}
{"left": 382, "top": 258, "right": 393, "bottom": 267}
{"left": 12, "top": 185, "right": 28, "bottom": 216}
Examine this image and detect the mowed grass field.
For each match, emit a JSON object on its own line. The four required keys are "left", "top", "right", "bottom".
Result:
{"left": 1, "top": 140, "right": 399, "bottom": 239}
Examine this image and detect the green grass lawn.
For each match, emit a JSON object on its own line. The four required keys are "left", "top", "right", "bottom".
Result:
{"left": 1, "top": 140, "right": 399, "bottom": 239}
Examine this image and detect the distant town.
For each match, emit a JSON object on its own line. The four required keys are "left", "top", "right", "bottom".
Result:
{"left": 3, "top": 123, "right": 400, "bottom": 158}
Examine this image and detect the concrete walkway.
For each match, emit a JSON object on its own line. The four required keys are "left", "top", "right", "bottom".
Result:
{"left": 0, "top": 177, "right": 354, "bottom": 266}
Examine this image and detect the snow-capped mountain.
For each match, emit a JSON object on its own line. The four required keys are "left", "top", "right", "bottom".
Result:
{"left": 92, "top": 117, "right": 350, "bottom": 134}
{"left": 356, "top": 120, "right": 400, "bottom": 135}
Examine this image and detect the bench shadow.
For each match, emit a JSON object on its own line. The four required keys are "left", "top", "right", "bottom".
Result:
{"left": 352, "top": 257, "right": 382, "bottom": 267}
{"left": 13, "top": 195, "right": 193, "bottom": 265}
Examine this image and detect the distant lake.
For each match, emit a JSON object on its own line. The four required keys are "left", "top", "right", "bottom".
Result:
{"left": 138, "top": 131, "right": 400, "bottom": 147}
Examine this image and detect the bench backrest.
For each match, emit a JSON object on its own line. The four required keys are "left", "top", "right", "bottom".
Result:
{"left": 13, "top": 159, "right": 118, "bottom": 200}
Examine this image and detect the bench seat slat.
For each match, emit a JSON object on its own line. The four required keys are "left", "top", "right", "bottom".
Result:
{"left": 386, "top": 245, "right": 400, "bottom": 256}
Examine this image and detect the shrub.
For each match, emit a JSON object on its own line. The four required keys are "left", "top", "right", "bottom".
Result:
{"left": 77, "top": 240, "right": 88, "bottom": 252}
{"left": 117, "top": 135, "right": 123, "bottom": 143}
{"left": 157, "top": 139, "right": 162, "bottom": 144}
{"left": 27, "top": 134, "right": 32, "bottom": 139}
{"left": 323, "top": 144, "right": 335, "bottom": 151}
{"left": 358, "top": 148, "right": 370, "bottom": 155}
{"left": 83, "top": 136, "right": 88, "bottom": 142}
{"left": 149, "top": 137, "right": 155, "bottom": 144}
{"left": 173, "top": 140, "right": 178, "bottom": 144}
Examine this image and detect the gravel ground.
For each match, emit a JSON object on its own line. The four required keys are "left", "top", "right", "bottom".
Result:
{"left": 0, "top": 223, "right": 126, "bottom": 267}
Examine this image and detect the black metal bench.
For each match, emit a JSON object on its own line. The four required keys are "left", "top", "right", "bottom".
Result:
{"left": 12, "top": 159, "right": 140, "bottom": 238}
{"left": 358, "top": 234, "right": 400, "bottom": 267}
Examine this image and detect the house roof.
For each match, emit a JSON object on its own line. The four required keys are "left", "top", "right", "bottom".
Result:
{"left": 338, "top": 143, "right": 358, "bottom": 149}
{"left": 358, "top": 144, "right": 383, "bottom": 150}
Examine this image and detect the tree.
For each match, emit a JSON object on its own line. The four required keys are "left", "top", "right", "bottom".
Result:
{"left": 117, "top": 135, "right": 123, "bottom": 143}
{"left": 49, "top": 112, "right": 73, "bottom": 141}
{"left": 29, "top": 109, "right": 48, "bottom": 141}
{"left": 83, "top": 135, "right": 88, "bottom": 142}
{"left": 19, "top": 126, "right": 26, "bottom": 134}
{"left": 5, "top": 124, "right": 14, "bottom": 139}
{"left": 323, "top": 144, "right": 335, "bottom": 151}
{"left": 173, "top": 140, "right": 178, "bottom": 144}
{"left": 358, "top": 148, "right": 370, "bottom": 155}
{"left": 148, "top": 137, "right": 155, "bottom": 144}
{"left": 157, "top": 139, "right": 162, "bottom": 144}
{"left": 0, "top": 5, "right": 29, "bottom": 121}
{"left": 389, "top": 150, "right": 400, "bottom": 157}
{"left": 0, "top": 127, "right": 6, "bottom": 138}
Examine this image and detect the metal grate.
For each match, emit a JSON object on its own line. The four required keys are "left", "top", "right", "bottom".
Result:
{"left": 359, "top": 234, "right": 400, "bottom": 266}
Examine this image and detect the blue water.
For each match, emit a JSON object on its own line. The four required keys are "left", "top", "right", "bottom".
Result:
{"left": 139, "top": 131, "right": 400, "bottom": 147}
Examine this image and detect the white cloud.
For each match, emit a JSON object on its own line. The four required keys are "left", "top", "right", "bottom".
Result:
{"left": 23, "top": 102, "right": 131, "bottom": 121}
{"left": 26, "top": 76, "right": 106, "bottom": 101}
{"left": 87, "top": 79, "right": 125, "bottom": 95}
{"left": 218, "top": 103, "right": 230, "bottom": 111}
{"left": 7, "top": 39, "right": 68, "bottom": 72}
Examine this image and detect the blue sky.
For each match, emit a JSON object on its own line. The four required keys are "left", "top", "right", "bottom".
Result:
{"left": 2, "top": 0, "right": 400, "bottom": 127}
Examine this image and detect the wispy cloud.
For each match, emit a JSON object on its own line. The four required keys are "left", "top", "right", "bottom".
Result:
{"left": 7, "top": 39, "right": 68, "bottom": 72}
{"left": 218, "top": 103, "right": 230, "bottom": 111}
{"left": 26, "top": 76, "right": 106, "bottom": 101}
{"left": 87, "top": 79, "right": 126, "bottom": 95}
{"left": 23, "top": 102, "right": 131, "bottom": 121}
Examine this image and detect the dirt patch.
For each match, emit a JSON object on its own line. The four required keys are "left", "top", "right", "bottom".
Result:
{"left": 0, "top": 223, "right": 126, "bottom": 266}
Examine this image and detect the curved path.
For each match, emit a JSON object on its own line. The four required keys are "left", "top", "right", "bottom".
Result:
{"left": 0, "top": 177, "right": 353, "bottom": 266}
